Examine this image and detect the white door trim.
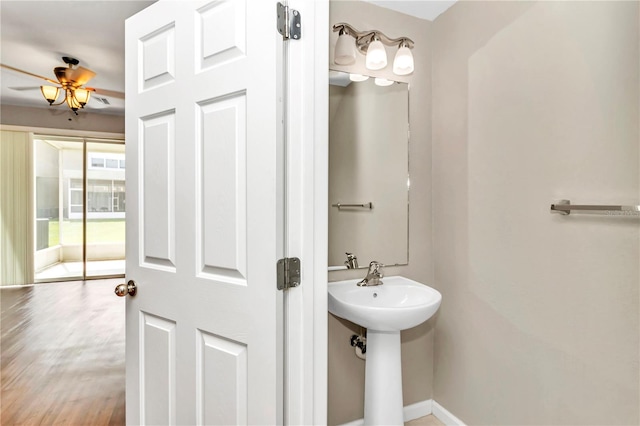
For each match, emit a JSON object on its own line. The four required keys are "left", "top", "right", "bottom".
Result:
{"left": 284, "top": 0, "right": 329, "bottom": 424}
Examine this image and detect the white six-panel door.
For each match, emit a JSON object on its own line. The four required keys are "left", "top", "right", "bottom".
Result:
{"left": 125, "top": 1, "right": 283, "bottom": 423}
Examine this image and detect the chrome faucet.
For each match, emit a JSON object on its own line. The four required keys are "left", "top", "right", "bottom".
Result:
{"left": 357, "top": 261, "right": 384, "bottom": 286}
{"left": 344, "top": 252, "right": 359, "bottom": 269}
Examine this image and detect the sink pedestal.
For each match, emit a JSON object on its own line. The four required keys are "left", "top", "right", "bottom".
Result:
{"left": 328, "top": 276, "right": 442, "bottom": 425}
{"left": 364, "top": 330, "right": 404, "bottom": 425}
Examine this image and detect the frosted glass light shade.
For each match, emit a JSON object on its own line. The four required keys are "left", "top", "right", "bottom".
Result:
{"left": 66, "top": 92, "right": 81, "bottom": 110}
{"left": 334, "top": 32, "right": 356, "bottom": 65}
{"left": 349, "top": 74, "right": 369, "bottom": 82}
{"left": 366, "top": 39, "right": 387, "bottom": 70}
{"left": 40, "top": 86, "right": 60, "bottom": 104}
{"left": 74, "top": 88, "right": 91, "bottom": 106}
{"left": 374, "top": 77, "right": 393, "bottom": 87}
{"left": 393, "top": 45, "right": 414, "bottom": 75}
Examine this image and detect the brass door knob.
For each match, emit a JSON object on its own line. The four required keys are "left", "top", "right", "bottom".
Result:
{"left": 115, "top": 280, "right": 137, "bottom": 297}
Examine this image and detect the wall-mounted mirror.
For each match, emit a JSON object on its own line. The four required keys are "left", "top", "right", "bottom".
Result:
{"left": 328, "top": 70, "right": 409, "bottom": 270}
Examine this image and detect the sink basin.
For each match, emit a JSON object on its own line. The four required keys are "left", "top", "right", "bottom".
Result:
{"left": 328, "top": 276, "right": 442, "bottom": 425}
{"left": 328, "top": 275, "right": 441, "bottom": 331}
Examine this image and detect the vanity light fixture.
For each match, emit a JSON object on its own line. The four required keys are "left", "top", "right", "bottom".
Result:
{"left": 349, "top": 73, "right": 369, "bottom": 82}
{"left": 332, "top": 23, "right": 415, "bottom": 75}
{"left": 334, "top": 27, "right": 357, "bottom": 65}
{"left": 393, "top": 40, "right": 414, "bottom": 76}
{"left": 365, "top": 35, "right": 387, "bottom": 70}
{"left": 374, "top": 77, "right": 394, "bottom": 87}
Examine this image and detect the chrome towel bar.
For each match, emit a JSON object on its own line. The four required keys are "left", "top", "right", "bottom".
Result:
{"left": 332, "top": 202, "right": 373, "bottom": 210}
{"left": 550, "top": 199, "right": 640, "bottom": 216}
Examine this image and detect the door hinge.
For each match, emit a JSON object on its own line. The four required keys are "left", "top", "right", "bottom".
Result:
{"left": 277, "top": 2, "right": 301, "bottom": 40}
{"left": 277, "top": 257, "right": 301, "bottom": 290}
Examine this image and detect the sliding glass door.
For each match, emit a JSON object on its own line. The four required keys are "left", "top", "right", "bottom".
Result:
{"left": 34, "top": 136, "right": 125, "bottom": 282}
{"left": 85, "top": 142, "right": 126, "bottom": 278}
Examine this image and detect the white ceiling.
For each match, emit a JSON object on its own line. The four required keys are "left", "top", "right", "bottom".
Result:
{"left": 362, "top": 0, "right": 457, "bottom": 21}
{"left": 0, "top": 1, "right": 155, "bottom": 116}
{"left": 0, "top": 1, "right": 454, "bottom": 117}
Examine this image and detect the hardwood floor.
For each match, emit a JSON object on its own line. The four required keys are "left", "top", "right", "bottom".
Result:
{"left": 1, "top": 279, "right": 125, "bottom": 425}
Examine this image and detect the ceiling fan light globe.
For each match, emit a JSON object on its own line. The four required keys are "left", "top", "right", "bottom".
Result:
{"left": 66, "top": 91, "right": 81, "bottom": 111}
{"left": 74, "top": 88, "right": 91, "bottom": 107}
{"left": 40, "top": 85, "right": 60, "bottom": 104}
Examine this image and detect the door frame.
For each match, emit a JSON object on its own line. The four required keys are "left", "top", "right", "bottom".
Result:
{"left": 283, "top": 1, "right": 329, "bottom": 424}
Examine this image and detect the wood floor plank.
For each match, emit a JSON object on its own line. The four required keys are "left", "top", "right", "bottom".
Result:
{"left": 1, "top": 279, "right": 125, "bottom": 425}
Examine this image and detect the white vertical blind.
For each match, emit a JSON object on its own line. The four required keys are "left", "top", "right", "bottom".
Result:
{"left": 0, "top": 130, "right": 34, "bottom": 285}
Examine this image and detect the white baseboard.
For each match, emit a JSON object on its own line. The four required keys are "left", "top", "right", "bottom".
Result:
{"left": 404, "top": 399, "right": 433, "bottom": 422}
{"left": 340, "top": 419, "right": 365, "bottom": 426}
{"left": 432, "top": 400, "right": 466, "bottom": 426}
{"left": 0, "top": 283, "right": 36, "bottom": 289}
{"left": 339, "top": 398, "right": 465, "bottom": 426}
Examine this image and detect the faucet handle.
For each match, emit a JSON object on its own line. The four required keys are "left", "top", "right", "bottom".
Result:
{"left": 357, "top": 260, "right": 385, "bottom": 286}
{"left": 345, "top": 252, "right": 359, "bottom": 269}
{"left": 369, "top": 260, "right": 384, "bottom": 276}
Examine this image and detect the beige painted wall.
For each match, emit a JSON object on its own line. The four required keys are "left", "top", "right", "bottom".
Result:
{"left": 1, "top": 104, "right": 124, "bottom": 134}
{"left": 328, "top": 1, "right": 433, "bottom": 424}
{"left": 432, "top": 1, "right": 639, "bottom": 424}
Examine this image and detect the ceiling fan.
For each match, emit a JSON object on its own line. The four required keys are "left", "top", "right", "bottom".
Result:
{"left": 1, "top": 56, "right": 125, "bottom": 115}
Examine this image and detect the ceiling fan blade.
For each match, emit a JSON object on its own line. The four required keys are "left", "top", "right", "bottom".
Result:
{"left": 87, "top": 87, "right": 125, "bottom": 99}
{"left": 69, "top": 66, "right": 96, "bottom": 86}
{"left": 1, "top": 63, "right": 58, "bottom": 85}
{"left": 9, "top": 86, "right": 42, "bottom": 91}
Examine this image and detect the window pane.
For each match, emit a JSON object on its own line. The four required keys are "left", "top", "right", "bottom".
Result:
{"left": 113, "top": 181, "right": 125, "bottom": 192}
{"left": 86, "top": 142, "right": 126, "bottom": 277}
{"left": 70, "top": 191, "right": 83, "bottom": 205}
{"left": 34, "top": 138, "right": 126, "bottom": 281}
{"left": 91, "top": 157, "right": 104, "bottom": 168}
{"left": 87, "top": 179, "right": 111, "bottom": 192}
{"left": 34, "top": 138, "right": 84, "bottom": 282}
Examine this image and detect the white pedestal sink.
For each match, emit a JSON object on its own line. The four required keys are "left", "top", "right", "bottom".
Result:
{"left": 328, "top": 276, "right": 442, "bottom": 425}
